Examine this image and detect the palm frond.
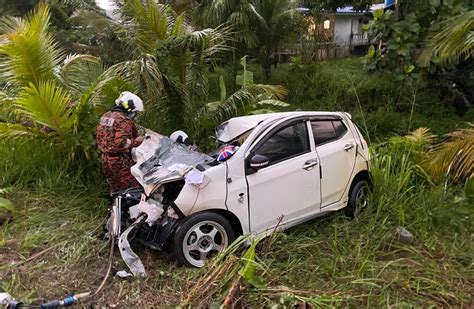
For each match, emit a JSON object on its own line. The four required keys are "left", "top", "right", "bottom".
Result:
{"left": 15, "top": 81, "right": 75, "bottom": 138}
{"left": 420, "top": 10, "right": 474, "bottom": 65}
{"left": 120, "top": 0, "right": 174, "bottom": 54}
{"left": 0, "top": 122, "right": 44, "bottom": 139}
{"left": 0, "top": 90, "right": 17, "bottom": 122}
{"left": 406, "top": 127, "right": 437, "bottom": 146}
{"left": 69, "top": 9, "right": 112, "bottom": 33}
{"left": 0, "top": 3, "right": 64, "bottom": 88}
{"left": 59, "top": 54, "right": 103, "bottom": 97}
{"left": 424, "top": 125, "right": 474, "bottom": 183}
{"left": 257, "top": 99, "right": 290, "bottom": 108}
{"left": 58, "top": 54, "right": 105, "bottom": 98}
{"left": 0, "top": 16, "right": 24, "bottom": 34}
{"left": 211, "top": 84, "right": 288, "bottom": 123}
{"left": 162, "top": 75, "right": 191, "bottom": 131}
{"left": 248, "top": 108, "right": 277, "bottom": 114}
{"left": 106, "top": 55, "right": 164, "bottom": 104}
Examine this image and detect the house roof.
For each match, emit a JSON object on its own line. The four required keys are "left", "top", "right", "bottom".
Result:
{"left": 336, "top": 4, "right": 385, "bottom": 16}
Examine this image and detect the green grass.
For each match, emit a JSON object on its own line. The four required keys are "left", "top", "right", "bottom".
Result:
{"left": 1, "top": 141, "right": 472, "bottom": 307}
{"left": 209, "top": 57, "right": 470, "bottom": 141}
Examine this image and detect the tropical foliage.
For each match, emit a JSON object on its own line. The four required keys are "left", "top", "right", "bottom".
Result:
{"left": 109, "top": 0, "right": 289, "bottom": 136}
{"left": 0, "top": 1, "right": 473, "bottom": 307}
{"left": 364, "top": 10, "right": 421, "bottom": 81}
{"left": 420, "top": 10, "right": 474, "bottom": 65}
{"left": 424, "top": 125, "right": 474, "bottom": 183}
{"left": 197, "top": 0, "right": 304, "bottom": 78}
{"left": 250, "top": 0, "right": 305, "bottom": 79}
{"left": 0, "top": 4, "right": 126, "bottom": 160}
{"left": 364, "top": 0, "right": 473, "bottom": 115}
{"left": 205, "top": 56, "right": 289, "bottom": 126}
{"left": 108, "top": 0, "right": 230, "bottom": 133}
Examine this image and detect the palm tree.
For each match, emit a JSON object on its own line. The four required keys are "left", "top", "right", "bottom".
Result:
{"left": 109, "top": 0, "right": 288, "bottom": 136}
{"left": 420, "top": 10, "right": 474, "bottom": 66}
{"left": 198, "top": 0, "right": 302, "bottom": 79}
{"left": 0, "top": 4, "right": 128, "bottom": 159}
{"left": 196, "top": 0, "right": 258, "bottom": 48}
{"left": 250, "top": 0, "right": 301, "bottom": 79}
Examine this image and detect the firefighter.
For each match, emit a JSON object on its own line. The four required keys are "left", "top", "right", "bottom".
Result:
{"left": 96, "top": 91, "right": 145, "bottom": 193}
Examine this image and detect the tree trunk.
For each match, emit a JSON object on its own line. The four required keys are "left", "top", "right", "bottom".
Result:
{"left": 262, "top": 49, "right": 272, "bottom": 80}
{"left": 262, "top": 61, "right": 271, "bottom": 81}
{"left": 273, "top": 47, "right": 278, "bottom": 69}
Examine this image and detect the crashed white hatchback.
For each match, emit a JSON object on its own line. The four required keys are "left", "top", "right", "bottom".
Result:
{"left": 111, "top": 111, "right": 370, "bottom": 270}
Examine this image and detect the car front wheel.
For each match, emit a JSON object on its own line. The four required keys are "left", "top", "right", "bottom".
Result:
{"left": 172, "top": 212, "right": 235, "bottom": 267}
{"left": 344, "top": 180, "right": 369, "bottom": 218}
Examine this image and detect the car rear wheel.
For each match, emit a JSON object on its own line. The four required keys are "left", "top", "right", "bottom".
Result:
{"left": 172, "top": 212, "right": 235, "bottom": 267}
{"left": 344, "top": 180, "right": 369, "bottom": 218}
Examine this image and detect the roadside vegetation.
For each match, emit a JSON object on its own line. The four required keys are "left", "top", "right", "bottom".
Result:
{"left": 0, "top": 0, "right": 473, "bottom": 307}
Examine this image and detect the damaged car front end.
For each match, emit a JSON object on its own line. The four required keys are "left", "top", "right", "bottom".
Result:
{"left": 107, "top": 130, "right": 218, "bottom": 275}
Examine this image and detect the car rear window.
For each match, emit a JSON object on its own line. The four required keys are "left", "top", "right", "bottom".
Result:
{"left": 311, "top": 120, "right": 347, "bottom": 146}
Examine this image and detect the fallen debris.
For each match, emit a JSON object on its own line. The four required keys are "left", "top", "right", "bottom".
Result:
{"left": 394, "top": 227, "right": 416, "bottom": 245}
{"left": 118, "top": 215, "right": 147, "bottom": 277}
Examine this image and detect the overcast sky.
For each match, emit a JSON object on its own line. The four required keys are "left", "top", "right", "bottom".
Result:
{"left": 95, "top": 0, "right": 118, "bottom": 18}
{"left": 96, "top": 0, "right": 114, "bottom": 11}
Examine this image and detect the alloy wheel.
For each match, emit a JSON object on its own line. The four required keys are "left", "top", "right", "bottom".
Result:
{"left": 182, "top": 220, "right": 229, "bottom": 267}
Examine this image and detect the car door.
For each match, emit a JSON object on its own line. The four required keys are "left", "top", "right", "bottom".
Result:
{"left": 310, "top": 119, "right": 356, "bottom": 207}
{"left": 245, "top": 120, "right": 321, "bottom": 233}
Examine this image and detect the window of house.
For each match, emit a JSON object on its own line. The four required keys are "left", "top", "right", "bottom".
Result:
{"left": 323, "top": 19, "right": 331, "bottom": 30}
{"left": 311, "top": 120, "right": 347, "bottom": 146}
{"left": 253, "top": 122, "right": 310, "bottom": 165}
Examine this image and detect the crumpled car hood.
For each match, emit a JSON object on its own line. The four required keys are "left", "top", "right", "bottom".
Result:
{"left": 131, "top": 130, "right": 214, "bottom": 195}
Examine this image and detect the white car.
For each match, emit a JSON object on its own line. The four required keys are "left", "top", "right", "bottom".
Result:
{"left": 113, "top": 112, "right": 370, "bottom": 270}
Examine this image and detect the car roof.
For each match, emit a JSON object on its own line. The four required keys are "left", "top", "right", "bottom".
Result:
{"left": 216, "top": 111, "right": 348, "bottom": 143}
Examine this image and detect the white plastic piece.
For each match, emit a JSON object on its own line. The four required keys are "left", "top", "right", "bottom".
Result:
{"left": 0, "top": 292, "right": 15, "bottom": 305}
{"left": 185, "top": 170, "right": 204, "bottom": 184}
{"left": 137, "top": 199, "right": 164, "bottom": 225}
{"left": 118, "top": 215, "right": 147, "bottom": 277}
{"left": 128, "top": 205, "right": 140, "bottom": 220}
{"left": 116, "top": 270, "right": 133, "bottom": 278}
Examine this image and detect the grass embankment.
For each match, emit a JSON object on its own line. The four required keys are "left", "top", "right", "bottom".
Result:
{"left": 1, "top": 58, "right": 473, "bottom": 307}
{"left": 1, "top": 160, "right": 472, "bottom": 307}
{"left": 210, "top": 57, "right": 472, "bottom": 139}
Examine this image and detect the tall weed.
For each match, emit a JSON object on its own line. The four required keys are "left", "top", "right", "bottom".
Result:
{"left": 0, "top": 140, "right": 104, "bottom": 195}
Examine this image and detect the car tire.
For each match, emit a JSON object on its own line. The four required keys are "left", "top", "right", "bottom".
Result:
{"left": 344, "top": 180, "right": 369, "bottom": 218}
{"left": 172, "top": 212, "right": 235, "bottom": 267}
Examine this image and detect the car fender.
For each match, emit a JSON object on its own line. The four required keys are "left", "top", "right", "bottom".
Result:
{"left": 174, "top": 164, "right": 228, "bottom": 216}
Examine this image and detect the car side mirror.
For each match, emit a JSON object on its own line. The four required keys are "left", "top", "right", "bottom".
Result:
{"left": 249, "top": 154, "right": 269, "bottom": 170}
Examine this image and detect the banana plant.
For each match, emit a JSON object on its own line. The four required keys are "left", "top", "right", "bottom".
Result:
{"left": 205, "top": 55, "right": 289, "bottom": 125}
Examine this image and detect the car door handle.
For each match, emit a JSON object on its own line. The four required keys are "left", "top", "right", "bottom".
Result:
{"left": 343, "top": 143, "right": 355, "bottom": 151}
{"left": 302, "top": 160, "right": 318, "bottom": 170}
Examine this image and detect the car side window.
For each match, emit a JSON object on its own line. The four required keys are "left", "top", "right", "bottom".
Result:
{"left": 332, "top": 120, "right": 347, "bottom": 138}
{"left": 254, "top": 122, "right": 310, "bottom": 165}
{"left": 311, "top": 120, "right": 347, "bottom": 146}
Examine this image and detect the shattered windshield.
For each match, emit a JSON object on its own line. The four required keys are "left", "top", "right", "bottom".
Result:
{"left": 131, "top": 131, "right": 214, "bottom": 190}
{"left": 216, "top": 122, "right": 253, "bottom": 147}
{"left": 215, "top": 121, "right": 228, "bottom": 142}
